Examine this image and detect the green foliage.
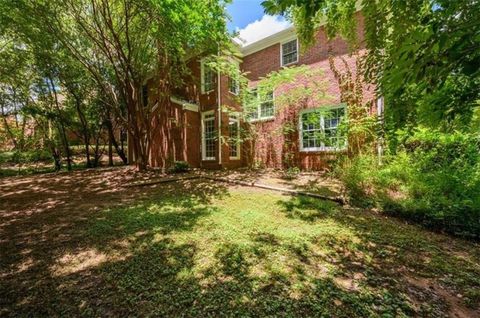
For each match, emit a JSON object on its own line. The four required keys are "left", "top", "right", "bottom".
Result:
{"left": 263, "top": 0, "right": 480, "bottom": 135}
{"left": 6, "top": 176, "right": 478, "bottom": 315}
{"left": 240, "top": 65, "right": 331, "bottom": 168}
{"left": 0, "top": 0, "right": 232, "bottom": 171}
{"left": 0, "top": 149, "right": 51, "bottom": 164}
{"left": 170, "top": 161, "right": 190, "bottom": 173}
{"left": 335, "top": 130, "right": 480, "bottom": 238}
{"left": 282, "top": 166, "right": 300, "bottom": 180}
{"left": 262, "top": 0, "right": 358, "bottom": 49}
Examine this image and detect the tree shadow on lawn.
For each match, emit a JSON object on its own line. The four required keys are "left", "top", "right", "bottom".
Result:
{"left": 277, "top": 195, "right": 480, "bottom": 317}
{"left": 0, "top": 175, "right": 228, "bottom": 317}
{"left": 2, "top": 176, "right": 479, "bottom": 317}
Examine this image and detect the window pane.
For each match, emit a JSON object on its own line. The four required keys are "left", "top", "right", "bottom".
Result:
{"left": 229, "top": 77, "right": 239, "bottom": 94}
{"left": 301, "top": 112, "right": 321, "bottom": 130}
{"left": 246, "top": 89, "right": 275, "bottom": 120}
{"left": 302, "top": 130, "right": 322, "bottom": 150}
{"left": 300, "top": 108, "right": 346, "bottom": 151}
{"left": 260, "top": 101, "right": 274, "bottom": 118}
{"left": 282, "top": 39, "right": 298, "bottom": 65}
{"left": 229, "top": 117, "right": 239, "bottom": 158}
{"left": 203, "top": 66, "right": 214, "bottom": 92}
{"left": 203, "top": 117, "right": 216, "bottom": 159}
{"left": 324, "top": 106, "right": 347, "bottom": 149}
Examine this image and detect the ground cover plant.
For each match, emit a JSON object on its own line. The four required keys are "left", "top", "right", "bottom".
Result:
{"left": 1, "top": 168, "right": 479, "bottom": 317}
{"left": 335, "top": 129, "right": 480, "bottom": 239}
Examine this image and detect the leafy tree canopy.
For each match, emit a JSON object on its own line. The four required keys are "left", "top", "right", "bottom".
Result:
{"left": 263, "top": 0, "right": 480, "bottom": 133}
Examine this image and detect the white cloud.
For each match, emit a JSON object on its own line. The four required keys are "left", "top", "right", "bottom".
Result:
{"left": 235, "top": 15, "right": 291, "bottom": 47}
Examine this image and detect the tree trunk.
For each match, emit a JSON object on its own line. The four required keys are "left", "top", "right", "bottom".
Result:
{"left": 125, "top": 86, "right": 149, "bottom": 171}
{"left": 75, "top": 97, "right": 91, "bottom": 168}
{"left": 52, "top": 147, "right": 62, "bottom": 171}
{"left": 105, "top": 118, "right": 128, "bottom": 164}
{"left": 92, "top": 134, "right": 101, "bottom": 167}
{"left": 58, "top": 122, "right": 72, "bottom": 171}
{"left": 48, "top": 77, "right": 72, "bottom": 171}
{"left": 108, "top": 133, "right": 113, "bottom": 166}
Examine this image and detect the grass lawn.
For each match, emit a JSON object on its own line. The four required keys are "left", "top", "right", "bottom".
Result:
{"left": 1, "top": 168, "right": 479, "bottom": 317}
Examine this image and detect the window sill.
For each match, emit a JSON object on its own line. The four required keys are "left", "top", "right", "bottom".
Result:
{"left": 201, "top": 90, "right": 214, "bottom": 95}
{"left": 281, "top": 60, "right": 298, "bottom": 67}
{"left": 229, "top": 157, "right": 241, "bottom": 161}
{"left": 202, "top": 158, "right": 216, "bottom": 161}
{"left": 249, "top": 116, "right": 275, "bottom": 123}
{"left": 300, "top": 148, "right": 347, "bottom": 153}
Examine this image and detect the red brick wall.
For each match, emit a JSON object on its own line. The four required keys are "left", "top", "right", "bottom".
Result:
{"left": 242, "top": 12, "right": 366, "bottom": 81}
{"left": 240, "top": 12, "right": 375, "bottom": 170}
{"left": 146, "top": 12, "right": 374, "bottom": 171}
{"left": 148, "top": 103, "right": 202, "bottom": 169}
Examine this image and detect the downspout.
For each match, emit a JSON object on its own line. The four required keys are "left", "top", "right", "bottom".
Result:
{"left": 217, "top": 51, "right": 222, "bottom": 166}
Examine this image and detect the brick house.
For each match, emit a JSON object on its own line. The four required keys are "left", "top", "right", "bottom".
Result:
{"left": 136, "top": 12, "right": 377, "bottom": 170}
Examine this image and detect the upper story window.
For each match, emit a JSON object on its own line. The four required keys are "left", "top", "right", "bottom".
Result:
{"left": 299, "top": 105, "right": 347, "bottom": 152}
{"left": 228, "top": 77, "right": 239, "bottom": 95}
{"left": 228, "top": 59, "right": 240, "bottom": 95}
{"left": 281, "top": 39, "right": 298, "bottom": 66}
{"left": 201, "top": 59, "right": 215, "bottom": 94}
{"left": 246, "top": 89, "right": 275, "bottom": 122}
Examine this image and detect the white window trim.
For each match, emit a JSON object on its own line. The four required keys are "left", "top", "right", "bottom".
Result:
{"left": 298, "top": 105, "right": 347, "bottom": 152}
{"left": 200, "top": 59, "right": 214, "bottom": 94}
{"left": 229, "top": 114, "right": 241, "bottom": 160}
{"left": 229, "top": 77, "right": 240, "bottom": 96}
{"left": 280, "top": 37, "right": 299, "bottom": 67}
{"left": 247, "top": 90, "right": 276, "bottom": 122}
{"left": 201, "top": 110, "right": 216, "bottom": 161}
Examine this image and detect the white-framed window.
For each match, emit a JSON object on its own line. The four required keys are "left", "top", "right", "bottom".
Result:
{"left": 229, "top": 114, "right": 240, "bottom": 159}
{"left": 228, "top": 77, "right": 240, "bottom": 95}
{"left": 200, "top": 59, "right": 215, "bottom": 94}
{"left": 299, "top": 105, "right": 347, "bottom": 152}
{"left": 246, "top": 89, "right": 275, "bottom": 121}
{"left": 202, "top": 111, "right": 216, "bottom": 160}
{"left": 228, "top": 59, "right": 240, "bottom": 95}
{"left": 281, "top": 38, "right": 298, "bottom": 66}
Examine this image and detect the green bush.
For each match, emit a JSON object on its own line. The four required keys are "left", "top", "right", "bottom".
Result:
{"left": 170, "top": 161, "right": 190, "bottom": 173}
{"left": 335, "top": 130, "right": 480, "bottom": 238}
{"left": 282, "top": 167, "right": 301, "bottom": 180}
{"left": 0, "top": 149, "right": 52, "bottom": 164}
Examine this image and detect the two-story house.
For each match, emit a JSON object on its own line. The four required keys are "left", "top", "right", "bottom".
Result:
{"left": 136, "top": 12, "right": 376, "bottom": 170}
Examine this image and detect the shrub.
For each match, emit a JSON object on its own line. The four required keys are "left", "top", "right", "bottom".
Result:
{"left": 0, "top": 149, "right": 52, "bottom": 164}
{"left": 170, "top": 161, "right": 190, "bottom": 173}
{"left": 335, "top": 130, "right": 480, "bottom": 238}
{"left": 282, "top": 167, "right": 301, "bottom": 180}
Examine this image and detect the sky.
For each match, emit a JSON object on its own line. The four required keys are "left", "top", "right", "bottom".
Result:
{"left": 226, "top": 0, "right": 291, "bottom": 47}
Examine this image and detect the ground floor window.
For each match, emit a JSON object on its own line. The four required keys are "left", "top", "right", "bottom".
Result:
{"left": 202, "top": 111, "right": 216, "bottom": 160}
{"left": 299, "top": 105, "right": 347, "bottom": 151}
{"left": 229, "top": 115, "right": 240, "bottom": 159}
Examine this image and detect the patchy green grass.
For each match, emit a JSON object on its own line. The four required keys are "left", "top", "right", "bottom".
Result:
{"left": 1, "top": 176, "right": 479, "bottom": 317}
